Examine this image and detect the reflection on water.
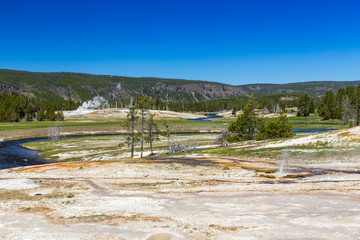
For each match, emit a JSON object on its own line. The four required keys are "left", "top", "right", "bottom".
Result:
{"left": 0, "top": 125, "right": 335, "bottom": 170}
{"left": 187, "top": 114, "right": 223, "bottom": 122}
{"left": 0, "top": 137, "right": 54, "bottom": 170}
{"left": 292, "top": 129, "right": 335, "bottom": 133}
{"left": 188, "top": 114, "right": 335, "bottom": 133}
{"left": 0, "top": 134, "right": 126, "bottom": 170}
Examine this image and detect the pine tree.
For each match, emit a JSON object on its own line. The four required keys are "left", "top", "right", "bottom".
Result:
{"left": 276, "top": 112, "right": 294, "bottom": 138}
{"left": 135, "top": 95, "right": 153, "bottom": 158}
{"left": 228, "top": 94, "right": 261, "bottom": 141}
{"left": 297, "top": 94, "right": 311, "bottom": 117}
{"left": 343, "top": 96, "right": 351, "bottom": 124}
{"left": 160, "top": 120, "right": 172, "bottom": 151}
{"left": 258, "top": 112, "right": 293, "bottom": 139}
{"left": 309, "top": 98, "right": 316, "bottom": 114}
{"left": 320, "top": 90, "right": 337, "bottom": 120}
{"left": 124, "top": 107, "right": 139, "bottom": 158}
{"left": 145, "top": 114, "right": 159, "bottom": 155}
{"left": 232, "top": 107, "right": 237, "bottom": 116}
{"left": 36, "top": 107, "right": 46, "bottom": 121}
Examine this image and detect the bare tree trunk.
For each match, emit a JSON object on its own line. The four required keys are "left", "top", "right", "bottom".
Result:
{"left": 150, "top": 135, "right": 153, "bottom": 154}
{"left": 148, "top": 123, "right": 153, "bottom": 154}
{"left": 131, "top": 127, "right": 134, "bottom": 158}
{"left": 57, "top": 119, "right": 61, "bottom": 146}
{"left": 343, "top": 96, "right": 350, "bottom": 125}
{"left": 167, "top": 132, "right": 171, "bottom": 151}
{"left": 140, "top": 109, "right": 144, "bottom": 158}
{"left": 163, "top": 122, "right": 172, "bottom": 151}
{"left": 131, "top": 109, "right": 135, "bottom": 158}
{"left": 276, "top": 103, "right": 280, "bottom": 114}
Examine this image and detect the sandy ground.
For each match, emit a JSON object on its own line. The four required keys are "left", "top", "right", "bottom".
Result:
{"left": 1, "top": 127, "right": 360, "bottom": 239}
{"left": 217, "top": 110, "right": 297, "bottom": 118}
{"left": 260, "top": 125, "right": 360, "bottom": 149}
{"left": 1, "top": 158, "right": 360, "bottom": 240}
{"left": 64, "top": 109, "right": 206, "bottom": 120}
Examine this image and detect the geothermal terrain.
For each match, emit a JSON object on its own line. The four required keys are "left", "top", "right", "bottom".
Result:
{"left": 0, "top": 110, "right": 360, "bottom": 239}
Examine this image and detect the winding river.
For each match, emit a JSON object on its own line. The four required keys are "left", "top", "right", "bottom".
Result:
{"left": 0, "top": 114, "right": 335, "bottom": 169}
{"left": 0, "top": 137, "right": 54, "bottom": 170}
{"left": 188, "top": 114, "right": 336, "bottom": 133}
{"left": 0, "top": 135, "right": 119, "bottom": 170}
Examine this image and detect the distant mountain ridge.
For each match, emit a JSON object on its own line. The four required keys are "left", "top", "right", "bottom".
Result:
{"left": 0, "top": 69, "right": 359, "bottom": 103}
{"left": 240, "top": 81, "right": 360, "bottom": 96}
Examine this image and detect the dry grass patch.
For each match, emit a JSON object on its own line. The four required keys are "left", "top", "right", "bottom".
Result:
{"left": 19, "top": 206, "right": 53, "bottom": 214}
{"left": 0, "top": 189, "right": 68, "bottom": 201}
{"left": 208, "top": 224, "right": 248, "bottom": 232}
{"left": 68, "top": 213, "right": 170, "bottom": 224}
{"left": 36, "top": 180, "right": 89, "bottom": 191}
{"left": 37, "top": 180, "right": 78, "bottom": 189}
{"left": 69, "top": 214, "right": 115, "bottom": 223}
{"left": 113, "top": 181, "right": 175, "bottom": 189}
{"left": 0, "top": 190, "right": 35, "bottom": 201}
{"left": 12, "top": 161, "right": 113, "bottom": 173}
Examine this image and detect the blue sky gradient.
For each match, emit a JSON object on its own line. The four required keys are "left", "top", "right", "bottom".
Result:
{"left": 0, "top": 0, "right": 359, "bottom": 84}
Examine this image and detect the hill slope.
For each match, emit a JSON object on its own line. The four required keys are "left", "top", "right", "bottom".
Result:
{"left": 241, "top": 81, "right": 360, "bottom": 97}
{"left": 0, "top": 69, "right": 359, "bottom": 103}
{"left": 0, "top": 69, "right": 247, "bottom": 103}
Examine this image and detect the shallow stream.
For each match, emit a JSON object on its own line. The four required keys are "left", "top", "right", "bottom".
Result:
{"left": 189, "top": 114, "right": 335, "bottom": 133}
{"left": 0, "top": 114, "right": 335, "bottom": 169}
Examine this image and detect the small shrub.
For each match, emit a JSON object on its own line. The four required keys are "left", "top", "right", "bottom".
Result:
{"left": 258, "top": 112, "right": 294, "bottom": 140}
{"left": 255, "top": 132, "right": 268, "bottom": 141}
{"left": 214, "top": 131, "right": 233, "bottom": 144}
{"left": 349, "top": 120, "right": 354, "bottom": 128}
{"left": 67, "top": 193, "right": 75, "bottom": 198}
{"left": 168, "top": 142, "right": 196, "bottom": 153}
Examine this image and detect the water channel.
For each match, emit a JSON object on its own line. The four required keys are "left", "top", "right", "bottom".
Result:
{"left": 0, "top": 114, "right": 335, "bottom": 169}
{"left": 188, "top": 114, "right": 336, "bottom": 133}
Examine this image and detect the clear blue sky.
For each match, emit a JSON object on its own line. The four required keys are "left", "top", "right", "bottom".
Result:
{"left": 0, "top": 0, "right": 359, "bottom": 85}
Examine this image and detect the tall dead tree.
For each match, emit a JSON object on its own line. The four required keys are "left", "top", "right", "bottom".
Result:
{"left": 343, "top": 96, "right": 351, "bottom": 125}
{"left": 145, "top": 114, "right": 159, "bottom": 155}
{"left": 160, "top": 120, "right": 172, "bottom": 152}
{"left": 135, "top": 95, "right": 153, "bottom": 158}
{"left": 124, "top": 107, "right": 139, "bottom": 158}
{"left": 48, "top": 117, "right": 62, "bottom": 146}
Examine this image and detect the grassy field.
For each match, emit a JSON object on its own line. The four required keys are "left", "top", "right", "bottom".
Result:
{"left": 0, "top": 115, "right": 227, "bottom": 140}
{"left": 22, "top": 133, "right": 218, "bottom": 161}
{"left": 0, "top": 111, "right": 349, "bottom": 142}
{"left": 18, "top": 111, "right": 351, "bottom": 164}
{"left": 202, "top": 143, "right": 357, "bottom": 161}
{"left": 215, "top": 114, "right": 348, "bottom": 130}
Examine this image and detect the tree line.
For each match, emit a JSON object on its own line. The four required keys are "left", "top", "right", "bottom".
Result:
{"left": 297, "top": 84, "right": 360, "bottom": 125}
{"left": 0, "top": 92, "right": 79, "bottom": 122}
{"left": 109, "top": 94, "right": 299, "bottom": 114}
{"left": 225, "top": 84, "right": 360, "bottom": 144}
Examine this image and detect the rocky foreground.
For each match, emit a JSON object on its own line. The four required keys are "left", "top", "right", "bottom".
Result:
{"left": 1, "top": 127, "right": 360, "bottom": 239}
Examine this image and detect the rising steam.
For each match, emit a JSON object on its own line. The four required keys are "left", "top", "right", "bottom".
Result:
{"left": 67, "top": 96, "right": 109, "bottom": 116}
{"left": 80, "top": 96, "right": 108, "bottom": 110}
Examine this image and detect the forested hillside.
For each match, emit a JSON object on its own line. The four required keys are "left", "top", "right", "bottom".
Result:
{"left": 0, "top": 69, "right": 247, "bottom": 103}
{"left": 1, "top": 69, "right": 360, "bottom": 123}
{"left": 241, "top": 81, "right": 360, "bottom": 97}
{"left": 1, "top": 69, "right": 359, "bottom": 104}
{"left": 0, "top": 92, "right": 77, "bottom": 122}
